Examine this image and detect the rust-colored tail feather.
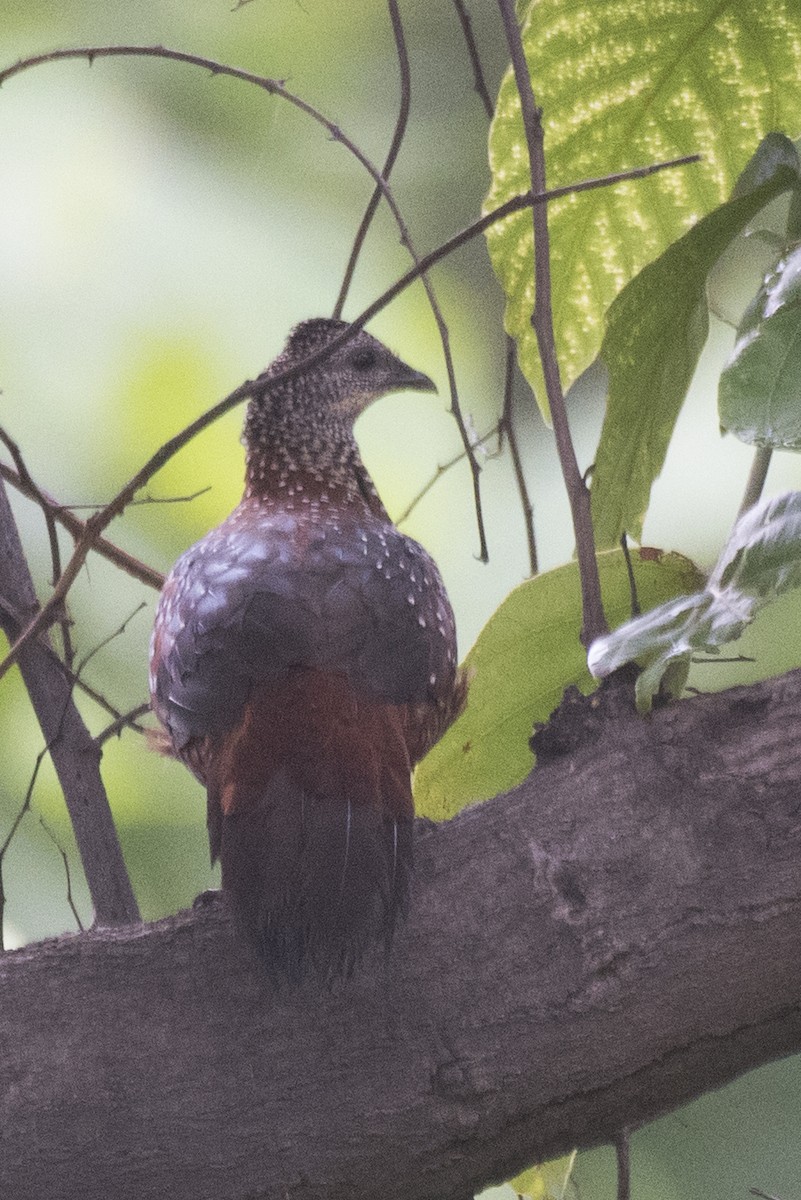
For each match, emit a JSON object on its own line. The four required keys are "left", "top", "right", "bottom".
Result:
{"left": 206, "top": 672, "right": 414, "bottom": 979}
{"left": 218, "top": 774, "right": 411, "bottom": 979}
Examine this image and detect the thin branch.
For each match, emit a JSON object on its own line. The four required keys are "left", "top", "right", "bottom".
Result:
{"left": 333, "top": 0, "right": 411, "bottom": 318}
{"left": 66, "top": 486, "right": 213, "bottom": 509}
{"left": 620, "top": 533, "right": 640, "bottom": 617}
{"left": 351, "top": 154, "right": 702, "bottom": 321}
{"left": 69, "top": 677, "right": 149, "bottom": 734}
{"left": 452, "top": 0, "right": 495, "bottom": 118}
{"left": 0, "top": 476, "right": 140, "bottom": 925}
{"left": 395, "top": 425, "right": 501, "bottom": 527}
{"left": 500, "top": 335, "right": 538, "bottom": 574}
{"left": 76, "top": 603, "right": 147, "bottom": 677}
{"left": 94, "top": 702, "right": 152, "bottom": 747}
{"left": 0, "top": 592, "right": 148, "bottom": 732}
{"left": 0, "top": 743, "right": 48, "bottom": 952}
{"left": 0, "top": 154, "right": 700, "bottom": 682}
{"left": 0, "top": 462, "right": 164, "bottom": 590}
{"left": 0, "top": 427, "right": 74, "bottom": 665}
{"left": 496, "top": 0, "right": 607, "bottom": 645}
{"left": 0, "top": 43, "right": 489, "bottom": 560}
{"left": 39, "top": 815, "right": 85, "bottom": 932}
{"left": 690, "top": 655, "right": 757, "bottom": 665}
{"left": 738, "top": 445, "right": 772, "bottom": 518}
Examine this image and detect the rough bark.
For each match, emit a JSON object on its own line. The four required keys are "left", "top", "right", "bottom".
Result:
{"left": 1, "top": 669, "right": 800, "bottom": 1200}
{"left": 0, "top": 476, "right": 140, "bottom": 926}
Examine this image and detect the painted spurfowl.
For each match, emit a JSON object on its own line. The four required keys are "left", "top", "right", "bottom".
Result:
{"left": 150, "top": 318, "right": 466, "bottom": 977}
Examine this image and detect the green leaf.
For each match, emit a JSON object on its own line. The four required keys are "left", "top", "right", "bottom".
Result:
{"left": 588, "top": 491, "right": 801, "bottom": 711}
{"left": 485, "top": 0, "right": 801, "bottom": 417}
{"left": 414, "top": 548, "right": 703, "bottom": 820}
{"left": 731, "top": 133, "right": 800, "bottom": 199}
{"left": 719, "top": 243, "right": 801, "bottom": 449}
{"left": 509, "top": 1152, "right": 578, "bottom": 1200}
{"left": 589, "top": 169, "right": 797, "bottom": 547}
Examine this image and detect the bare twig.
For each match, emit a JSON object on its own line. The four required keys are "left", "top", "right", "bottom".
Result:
{"left": 71, "top": 678, "right": 149, "bottom": 734}
{"left": 0, "top": 427, "right": 74, "bottom": 664}
{"left": 333, "top": 0, "right": 411, "bottom": 318}
{"left": 94, "top": 702, "right": 152, "bottom": 747}
{"left": 39, "top": 815, "right": 85, "bottom": 932}
{"left": 452, "top": 0, "right": 494, "bottom": 118}
{"left": 738, "top": 445, "right": 772, "bottom": 518}
{"left": 0, "top": 462, "right": 164, "bottom": 590}
{"left": 0, "top": 43, "right": 490, "bottom": 560}
{"left": 0, "top": 153, "right": 699, "bottom": 681}
{"left": 0, "top": 476, "right": 140, "bottom": 925}
{"left": 66, "top": 486, "right": 212, "bottom": 509}
{"left": 0, "top": 744, "right": 49, "bottom": 952}
{"left": 691, "top": 655, "right": 757, "bottom": 665}
{"left": 76, "top": 604, "right": 147, "bottom": 677}
{"left": 496, "top": 0, "right": 608, "bottom": 645}
{"left": 395, "top": 424, "right": 500, "bottom": 527}
{"left": 500, "top": 335, "right": 538, "bottom": 574}
{"left": 620, "top": 533, "right": 640, "bottom": 617}
{"left": 0, "top": 592, "right": 148, "bottom": 732}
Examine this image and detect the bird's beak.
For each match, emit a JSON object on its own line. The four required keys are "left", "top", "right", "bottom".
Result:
{"left": 403, "top": 367, "right": 437, "bottom": 393}
{"left": 390, "top": 358, "right": 437, "bottom": 394}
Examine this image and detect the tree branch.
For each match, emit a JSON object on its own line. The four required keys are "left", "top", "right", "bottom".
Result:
{"left": 497, "top": 0, "right": 607, "bottom": 644}
{"left": 452, "top": 0, "right": 495, "bottom": 118}
{"left": 0, "top": 152, "right": 699, "bottom": 684}
{"left": 0, "top": 477, "right": 140, "bottom": 926}
{"left": 0, "top": 460, "right": 164, "bottom": 590}
{"left": 0, "top": 41, "right": 489, "bottom": 560}
{"left": 2, "top": 667, "right": 799, "bottom": 1199}
{"left": 333, "top": 0, "right": 411, "bottom": 318}
{"left": 499, "top": 334, "right": 538, "bottom": 574}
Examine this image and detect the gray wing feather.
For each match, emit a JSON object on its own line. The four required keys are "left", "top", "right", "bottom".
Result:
{"left": 151, "top": 506, "right": 455, "bottom": 746}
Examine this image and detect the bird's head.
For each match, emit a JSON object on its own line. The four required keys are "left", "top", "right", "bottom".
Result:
{"left": 253, "top": 317, "right": 435, "bottom": 425}
{"left": 243, "top": 318, "right": 436, "bottom": 496}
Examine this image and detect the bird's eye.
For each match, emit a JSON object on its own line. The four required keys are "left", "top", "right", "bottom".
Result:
{"left": 349, "top": 347, "right": 377, "bottom": 371}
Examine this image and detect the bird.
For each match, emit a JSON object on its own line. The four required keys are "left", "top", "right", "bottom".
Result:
{"left": 149, "top": 317, "right": 467, "bottom": 978}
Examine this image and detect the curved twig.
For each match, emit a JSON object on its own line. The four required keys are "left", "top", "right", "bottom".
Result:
{"left": 0, "top": 43, "right": 488, "bottom": 558}
{"left": 0, "top": 428, "right": 73, "bottom": 663}
{"left": 499, "top": 336, "right": 538, "bottom": 575}
{"left": 452, "top": 0, "right": 495, "bottom": 118}
{"left": 395, "top": 423, "right": 501, "bottom": 527}
{"left": 0, "top": 154, "right": 700, "bottom": 683}
{"left": 0, "top": 462, "right": 164, "bottom": 590}
{"left": 333, "top": 0, "right": 411, "bottom": 318}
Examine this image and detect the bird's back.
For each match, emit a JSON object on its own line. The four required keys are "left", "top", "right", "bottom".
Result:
{"left": 151, "top": 497, "right": 463, "bottom": 976}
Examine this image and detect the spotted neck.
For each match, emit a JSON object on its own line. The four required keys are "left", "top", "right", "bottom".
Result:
{"left": 243, "top": 396, "right": 389, "bottom": 518}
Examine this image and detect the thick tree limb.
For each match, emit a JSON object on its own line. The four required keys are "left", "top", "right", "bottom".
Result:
{"left": 1, "top": 669, "right": 800, "bottom": 1200}
{"left": 0, "top": 478, "right": 139, "bottom": 926}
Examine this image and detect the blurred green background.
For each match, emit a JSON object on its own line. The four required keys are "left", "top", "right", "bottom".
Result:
{"left": 1, "top": 4, "right": 799, "bottom": 1199}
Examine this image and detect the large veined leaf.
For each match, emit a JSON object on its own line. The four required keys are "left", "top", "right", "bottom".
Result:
{"left": 588, "top": 491, "right": 801, "bottom": 711}
{"left": 589, "top": 164, "right": 798, "bottom": 547}
{"left": 485, "top": 0, "right": 801, "bottom": 416}
{"left": 719, "top": 242, "right": 801, "bottom": 448}
{"left": 414, "top": 548, "right": 703, "bottom": 820}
